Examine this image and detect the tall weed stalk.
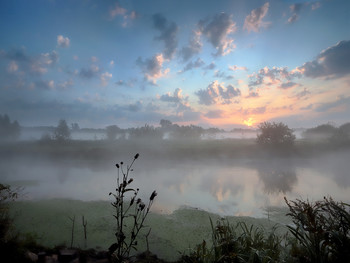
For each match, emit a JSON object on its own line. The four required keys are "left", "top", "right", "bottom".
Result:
{"left": 108, "top": 153, "right": 157, "bottom": 262}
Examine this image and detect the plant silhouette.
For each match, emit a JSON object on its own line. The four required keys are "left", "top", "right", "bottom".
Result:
{"left": 108, "top": 153, "right": 157, "bottom": 262}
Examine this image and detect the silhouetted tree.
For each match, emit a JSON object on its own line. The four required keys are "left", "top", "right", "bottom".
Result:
{"left": 257, "top": 122, "right": 295, "bottom": 148}
{"left": 106, "top": 125, "right": 121, "bottom": 141}
{"left": 71, "top": 123, "right": 80, "bottom": 131}
{"left": 54, "top": 119, "right": 71, "bottom": 141}
{"left": 160, "top": 119, "right": 173, "bottom": 129}
{"left": 128, "top": 124, "right": 163, "bottom": 140}
{"left": 0, "top": 114, "right": 21, "bottom": 141}
{"left": 302, "top": 123, "right": 337, "bottom": 140}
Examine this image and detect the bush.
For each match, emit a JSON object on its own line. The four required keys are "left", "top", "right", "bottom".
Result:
{"left": 285, "top": 196, "right": 350, "bottom": 263}
{"left": 257, "top": 122, "right": 295, "bottom": 150}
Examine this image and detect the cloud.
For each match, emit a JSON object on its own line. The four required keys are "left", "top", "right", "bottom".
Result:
{"left": 7, "top": 61, "right": 19, "bottom": 73}
{"left": 196, "top": 81, "right": 241, "bottom": 105}
{"left": 241, "top": 106, "right": 266, "bottom": 115}
{"left": 57, "top": 35, "right": 70, "bottom": 48}
{"left": 198, "top": 12, "right": 236, "bottom": 56}
{"left": 160, "top": 88, "right": 184, "bottom": 103}
{"left": 279, "top": 81, "right": 299, "bottom": 89}
{"left": 100, "top": 72, "right": 112, "bottom": 86}
{"left": 109, "top": 2, "right": 127, "bottom": 18}
{"left": 311, "top": 2, "right": 321, "bottom": 10}
{"left": 248, "top": 66, "right": 301, "bottom": 87}
{"left": 298, "top": 40, "right": 350, "bottom": 79}
{"left": 204, "top": 62, "right": 216, "bottom": 70}
{"left": 180, "top": 30, "right": 202, "bottom": 62}
{"left": 300, "top": 104, "right": 313, "bottom": 110}
{"left": 213, "top": 70, "right": 234, "bottom": 80}
{"left": 58, "top": 79, "right": 74, "bottom": 90}
{"left": 229, "top": 65, "right": 248, "bottom": 71}
{"left": 204, "top": 110, "right": 224, "bottom": 119}
{"left": 152, "top": 13, "right": 178, "bottom": 60}
{"left": 244, "top": 2, "right": 270, "bottom": 32}
{"left": 136, "top": 53, "right": 169, "bottom": 84}
{"left": 294, "top": 87, "right": 311, "bottom": 100}
{"left": 1, "top": 48, "right": 58, "bottom": 75}
{"left": 32, "top": 80, "right": 55, "bottom": 90}
{"left": 246, "top": 91, "right": 260, "bottom": 98}
{"left": 79, "top": 65, "right": 100, "bottom": 78}
{"left": 315, "top": 95, "right": 350, "bottom": 113}
{"left": 287, "top": 3, "right": 305, "bottom": 24}
{"left": 109, "top": 2, "right": 136, "bottom": 27}
{"left": 181, "top": 58, "right": 205, "bottom": 72}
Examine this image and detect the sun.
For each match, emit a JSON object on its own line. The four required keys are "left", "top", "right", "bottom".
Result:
{"left": 243, "top": 117, "right": 255, "bottom": 127}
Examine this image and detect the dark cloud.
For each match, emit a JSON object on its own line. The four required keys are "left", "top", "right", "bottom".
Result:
{"left": 299, "top": 40, "right": 350, "bottom": 79}
{"left": 179, "top": 30, "right": 202, "bottom": 62}
{"left": 1, "top": 48, "right": 58, "bottom": 75}
{"left": 315, "top": 95, "right": 350, "bottom": 113}
{"left": 136, "top": 54, "right": 168, "bottom": 84}
{"left": 152, "top": 13, "right": 178, "bottom": 60}
{"left": 246, "top": 91, "right": 260, "bottom": 98}
{"left": 213, "top": 70, "right": 233, "bottom": 80}
{"left": 181, "top": 58, "right": 205, "bottom": 72}
{"left": 196, "top": 81, "right": 241, "bottom": 105}
{"left": 204, "top": 62, "right": 216, "bottom": 70}
{"left": 204, "top": 110, "right": 224, "bottom": 119}
{"left": 279, "top": 81, "right": 299, "bottom": 89}
{"left": 33, "top": 80, "right": 55, "bottom": 90}
{"left": 244, "top": 2, "right": 270, "bottom": 32}
{"left": 287, "top": 3, "right": 305, "bottom": 24}
{"left": 127, "top": 101, "right": 142, "bottom": 112}
{"left": 79, "top": 65, "right": 100, "bottom": 78}
{"left": 160, "top": 88, "right": 183, "bottom": 103}
{"left": 198, "top": 13, "right": 236, "bottom": 56}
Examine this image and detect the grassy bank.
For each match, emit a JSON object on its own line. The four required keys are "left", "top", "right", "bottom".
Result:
{"left": 9, "top": 199, "right": 286, "bottom": 261}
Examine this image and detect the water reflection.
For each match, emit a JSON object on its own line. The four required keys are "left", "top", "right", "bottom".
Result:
{"left": 1, "top": 151, "right": 350, "bottom": 216}
{"left": 253, "top": 159, "right": 297, "bottom": 194}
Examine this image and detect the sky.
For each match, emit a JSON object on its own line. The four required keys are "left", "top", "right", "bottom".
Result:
{"left": 0, "top": 0, "right": 349, "bottom": 129}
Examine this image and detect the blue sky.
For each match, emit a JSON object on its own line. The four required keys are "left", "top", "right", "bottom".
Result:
{"left": 0, "top": 0, "right": 349, "bottom": 128}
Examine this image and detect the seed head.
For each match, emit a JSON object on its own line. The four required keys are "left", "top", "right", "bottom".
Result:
{"left": 150, "top": 190, "right": 157, "bottom": 201}
{"left": 134, "top": 153, "right": 139, "bottom": 159}
{"left": 115, "top": 164, "right": 120, "bottom": 168}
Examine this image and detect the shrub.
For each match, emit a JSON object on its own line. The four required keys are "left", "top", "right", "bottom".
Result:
{"left": 257, "top": 122, "right": 295, "bottom": 150}
{"left": 181, "top": 218, "right": 283, "bottom": 263}
{"left": 285, "top": 196, "right": 350, "bottom": 263}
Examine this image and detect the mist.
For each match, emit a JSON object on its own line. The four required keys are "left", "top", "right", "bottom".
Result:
{"left": 2, "top": 122, "right": 350, "bottom": 217}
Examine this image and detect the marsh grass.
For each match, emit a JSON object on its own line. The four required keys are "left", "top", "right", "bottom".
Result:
{"left": 180, "top": 218, "right": 285, "bottom": 263}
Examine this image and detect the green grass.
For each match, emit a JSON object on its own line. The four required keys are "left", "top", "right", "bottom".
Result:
{"left": 9, "top": 199, "right": 286, "bottom": 261}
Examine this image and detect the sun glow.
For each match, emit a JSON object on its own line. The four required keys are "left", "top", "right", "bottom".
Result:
{"left": 243, "top": 117, "right": 255, "bottom": 127}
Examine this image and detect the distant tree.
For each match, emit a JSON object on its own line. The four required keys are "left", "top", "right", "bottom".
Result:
{"left": 302, "top": 123, "right": 337, "bottom": 139}
{"left": 170, "top": 124, "right": 204, "bottom": 140}
{"left": 54, "top": 119, "right": 71, "bottom": 141}
{"left": 71, "top": 123, "right": 80, "bottom": 131}
{"left": 106, "top": 125, "right": 121, "bottom": 141}
{"left": 160, "top": 119, "right": 173, "bottom": 129}
{"left": 257, "top": 122, "right": 295, "bottom": 148}
{"left": 330, "top": 122, "right": 350, "bottom": 145}
{"left": 0, "top": 114, "right": 21, "bottom": 141}
{"left": 128, "top": 124, "right": 163, "bottom": 140}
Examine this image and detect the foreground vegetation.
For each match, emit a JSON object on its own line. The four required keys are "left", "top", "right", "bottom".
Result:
{"left": 1, "top": 155, "right": 350, "bottom": 262}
